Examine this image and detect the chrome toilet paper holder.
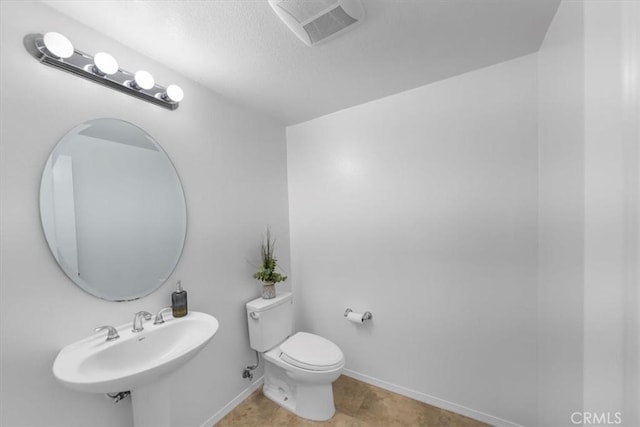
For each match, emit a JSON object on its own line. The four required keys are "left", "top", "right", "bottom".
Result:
{"left": 344, "top": 308, "right": 373, "bottom": 321}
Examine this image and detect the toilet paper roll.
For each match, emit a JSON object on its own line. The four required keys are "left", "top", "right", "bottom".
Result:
{"left": 346, "top": 311, "right": 365, "bottom": 324}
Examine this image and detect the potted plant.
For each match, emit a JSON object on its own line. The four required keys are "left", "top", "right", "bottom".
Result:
{"left": 253, "top": 226, "right": 287, "bottom": 299}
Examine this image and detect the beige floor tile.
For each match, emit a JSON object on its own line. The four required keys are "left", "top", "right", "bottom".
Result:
{"left": 353, "top": 386, "right": 441, "bottom": 427}
{"left": 327, "top": 411, "right": 366, "bottom": 427}
{"left": 216, "top": 389, "right": 280, "bottom": 426}
{"left": 267, "top": 406, "right": 310, "bottom": 426}
{"left": 332, "top": 375, "right": 369, "bottom": 416}
{"left": 265, "top": 406, "right": 358, "bottom": 426}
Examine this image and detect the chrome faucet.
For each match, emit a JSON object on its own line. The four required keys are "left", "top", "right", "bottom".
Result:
{"left": 154, "top": 307, "right": 173, "bottom": 325}
{"left": 94, "top": 325, "right": 119, "bottom": 342}
{"left": 132, "top": 311, "right": 152, "bottom": 332}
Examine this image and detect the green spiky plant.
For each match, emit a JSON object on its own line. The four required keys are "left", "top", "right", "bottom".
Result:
{"left": 253, "top": 226, "right": 287, "bottom": 284}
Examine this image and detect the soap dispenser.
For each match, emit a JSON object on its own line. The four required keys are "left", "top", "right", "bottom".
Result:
{"left": 171, "top": 280, "right": 188, "bottom": 318}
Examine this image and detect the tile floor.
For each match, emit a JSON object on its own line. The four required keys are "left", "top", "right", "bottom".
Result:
{"left": 216, "top": 375, "right": 491, "bottom": 426}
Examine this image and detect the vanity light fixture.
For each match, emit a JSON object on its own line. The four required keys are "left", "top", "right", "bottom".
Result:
{"left": 92, "top": 52, "right": 119, "bottom": 76}
{"left": 163, "top": 84, "right": 184, "bottom": 103}
{"left": 25, "top": 32, "right": 183, "bottom": 110}
{"left": 42, "top": 31, "right": 74, "bottom": 59}
{"left": 132, "top": 70, "right": 155, "bottom": 90}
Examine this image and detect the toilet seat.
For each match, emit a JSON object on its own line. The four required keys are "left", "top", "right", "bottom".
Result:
{"left": 279, "top": 332, "right": 344, "bottom": 371}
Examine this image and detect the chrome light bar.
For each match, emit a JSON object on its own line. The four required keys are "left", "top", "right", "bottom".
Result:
{"left": 24, "top": 32, "right": 183, "bottom": 111}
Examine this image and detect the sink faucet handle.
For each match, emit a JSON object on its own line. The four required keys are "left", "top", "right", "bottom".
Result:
{"left": 94, "top": 325, "right": 120, "bottom": 342}
{"left": 154, "top": 307, "right": 174, "bottom": 325}
{"left": 132, "top": 311, "right": 153, "bottom": 332}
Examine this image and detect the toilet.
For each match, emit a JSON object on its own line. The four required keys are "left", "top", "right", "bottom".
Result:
{"left": 246, "top": 292, "right": 344, "bottom": 421}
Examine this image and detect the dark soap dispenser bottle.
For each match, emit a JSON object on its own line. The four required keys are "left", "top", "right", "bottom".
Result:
{"left": 171, "top": 280, "right": 188, "bottom": 318}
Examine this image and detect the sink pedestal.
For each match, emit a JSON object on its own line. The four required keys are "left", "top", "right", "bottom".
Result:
{"left": 131, "top": 379, "right": 171, "bottom": 427}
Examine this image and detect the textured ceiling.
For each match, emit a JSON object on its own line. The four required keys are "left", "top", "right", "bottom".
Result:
{"left": 43, "top": 0, "right": 559, "bottom": 125}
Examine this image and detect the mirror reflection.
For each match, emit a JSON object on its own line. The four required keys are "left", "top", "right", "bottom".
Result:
{"left": 40, "top": 118, "right": 187, "bottom": 301}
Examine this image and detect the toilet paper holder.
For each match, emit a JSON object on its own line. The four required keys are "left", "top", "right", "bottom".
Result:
{"left": 344, "top": 308, "right": 373, "bottom": 322}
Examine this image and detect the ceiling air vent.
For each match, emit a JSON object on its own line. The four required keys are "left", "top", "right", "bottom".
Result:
{"left": 268, "top": 0, "right": 365, "bottom": 46}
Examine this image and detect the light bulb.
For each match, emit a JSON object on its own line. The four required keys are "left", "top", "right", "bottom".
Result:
{"left": 164, "top": 84, "right": 184, "bottom": 102}
{"left": 132, "top": 70, "right": 155, "bottom": 90}
{"left": 93, "top": 52, "right": 118, "bottom": 75}
{"left": 43, "top": 32, "right": 74, "bottom": 59}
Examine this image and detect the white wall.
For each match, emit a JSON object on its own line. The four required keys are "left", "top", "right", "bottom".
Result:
{"left": 537, "top": 1, "right": 640, "bottom": 426}
{"left": 0, "top": 2, "right": 290, "bottom": 427}
{"left": 583, "top": 2, "right": 639, "bottom": 425}
{"left": 537, "top": 2, "right": 585, "bottom": 425}
{"left": 287, "top": 54, "right": 539, "bottom": 426}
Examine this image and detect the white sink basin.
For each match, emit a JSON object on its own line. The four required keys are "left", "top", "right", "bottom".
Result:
{"left": 53, "top": 311, "right": 219, "bottom": 393}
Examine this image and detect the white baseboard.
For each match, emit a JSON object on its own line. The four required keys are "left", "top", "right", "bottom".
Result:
{"left": 200, "top": 376, "right": 264, "bottom": 427}
{"left": 342, "top": 369, "right": 522, "bottom": 427}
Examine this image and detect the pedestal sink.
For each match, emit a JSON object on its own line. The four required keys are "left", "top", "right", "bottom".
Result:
{"left": 53, "top": 311, "right": 219, "bottom": 426}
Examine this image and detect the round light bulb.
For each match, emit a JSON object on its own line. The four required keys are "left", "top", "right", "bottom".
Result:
{"left": 133, "top": 70, "right": 155, "bottom": 90}
{"left": 165, "top": 84, "right": 184, "bottom": 102}
{"left": 93, "top": 52, "right": 119, "bottom": 75}
{"left": 43, "top": 32, "right": 74, "bottom": 59}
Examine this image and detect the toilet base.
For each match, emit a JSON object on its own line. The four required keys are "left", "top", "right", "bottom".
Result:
{"left": 263, "top": 381, "right": 296, "bottom": 414}
{"left": 263, "top": 355, "right": 338, "bottom": 421}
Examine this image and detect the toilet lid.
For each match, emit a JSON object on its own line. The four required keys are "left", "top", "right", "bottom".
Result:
{"left": 279, "top": 332, "right": 344, "bottom": 371}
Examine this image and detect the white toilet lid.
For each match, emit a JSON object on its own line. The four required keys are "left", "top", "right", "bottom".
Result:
{"left": 279, "top": 332, "right": 344, "bottom": 371}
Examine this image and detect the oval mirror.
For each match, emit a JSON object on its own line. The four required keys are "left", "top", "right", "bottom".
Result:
{"left": 40, "top": 118, "right": 187, "bottom": 301}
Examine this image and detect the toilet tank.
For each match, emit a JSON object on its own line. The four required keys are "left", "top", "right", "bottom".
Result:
{"left": 246, "top": 292, "right": 293, "bottom": 352}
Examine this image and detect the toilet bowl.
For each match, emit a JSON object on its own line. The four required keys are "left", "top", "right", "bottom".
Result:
{"left": 246, "top": 293, "right": 344, "bottom": 421}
